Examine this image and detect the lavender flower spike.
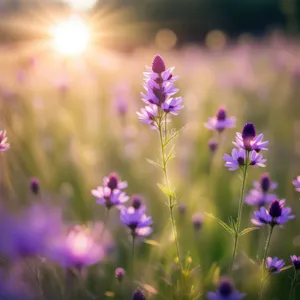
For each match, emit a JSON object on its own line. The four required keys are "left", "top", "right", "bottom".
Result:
{"left": 205, "top": 107, "right": 236, "bottom": 132}
{"left": 207, "top": 277, "right": 245, "bottom": 300}
{"left": 292, "top": 176, "right": 300, "bottom": 192}
{"left": 0, "top": 130, "right": 9, "bottom": 152}
{"left": 233, "top": 122, "right": 268, "bottom": 152}
{"left": 266, "top": 257, "right": 285, "bottom": 273}
{"left": 291, "top": 255, "right": 300, "bottom": 270}
{"left": 251, "top": 200, "right": 295, "bottom": 226}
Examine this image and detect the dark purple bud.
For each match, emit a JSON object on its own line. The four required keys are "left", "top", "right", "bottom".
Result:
{"left": 269, "top": 200, "right": 282, "bottom": 218}
{"left": 292, "top": 257, "right": 300, "bottom": 270}
{"left": 237, "top": 157, "right": 245, "bottom": 166}
{"left": 30, "top": 178, "right": 39, "bottom": 195}
{"left": 208, "top": 139, "right": 218, "bottom": 153}
{"left": 260, "top": 173, "right": 271, "bottom": 192}
{"left": 218, "top": 277, "right": 233, "bottom": 297}
{"left": 152, "top": 55, "right": 166, "bottom": 74}
{"left": 132, "top": 289, "right": 146, "bottom": 300}
{"left": 216, "top": 107, "right": 226, "bottom": 121}
{"left": 115, "top": 267, "right": 125, "bottom": 283}
{"left": 131, "top": 196, "right": 142, "bottom": 210}
{"left": 178, "top": 203, "right": 186, "bottom": 216}
{"left": 192, "top": 214, "right": 203, "bottom": 231}
{"left": 107, "top": 173, "right": 119, "bottom": 190}
{"left": 242, "top": 122, "right": 256, "bottom": 151}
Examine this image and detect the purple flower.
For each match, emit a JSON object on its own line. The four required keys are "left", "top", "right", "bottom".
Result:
{"left": 120, "top": 206, "right": 152, "bottom": 237}
{"left": 245, "top": 173, "right": 277, "bottom": 207}
{"left": 223, "top": 148, "right": 266, "bottom": 171}
{"left": 139, "top": 55, "right": 183, "bottom": 120}
{"left": 192, "top": 213, "right": 204, "bottom": 231}
{"left": 132, "top": 289, "right": 146, "bottom": 300}
{"left": 208, "top": 138, "right": 218, "bottom": 154}
{"left": 205, "top": 107, "right": 236, "bottom": 132}
{"left": 92, "top": 187, "right": 129, "bottom": 209}
{"left": 266, "top": 257, "right": 285, "bottom": 273}
{"left": 207, "top": 277, "right": 245, "bottom": 300}
{"left": 137, "top": 105, "right": 159, "bottom": 129}
{"left": 233, "top": 122, "right": 268, "bottom": 152}
{"left": 161, "top": 97, "right": 183, "bottom": 115}
{"left": 292, "top": 176, "right": 300, "bottom": 192}
{"left": 103, "top": 173, "right": 128, "bottom": 191}
{"left": 48, "top": 222, "right": 111, "bottom": 268}
{"left": 291, "top": 255, "right": 300, "bottom": 270}
{"left": 115, "top": 267, "right": 125, "bottom": 283}
{"left": 30, "top": 177, "right": 40, "bottom": 195}
{"left": 251, "top": 200, "right": 295, "bottom": 226}
{"left": 0, "top": 130, "right": 9, "bottom": 152}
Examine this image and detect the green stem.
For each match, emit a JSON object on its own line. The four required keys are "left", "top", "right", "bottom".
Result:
{"left": 100, "top": 209, "right": 110, "bottom": 240}
{"left": 289, "top": 270, "right": 297, "bottom": 300}
{"left": 157, "top": 114, "right": 182, "bottom": 270}
{"left": 229, "top": 160, "right": 248, "bottom": 272}
{"left": 132, "top": 233, "right": 136, "bottom": 278}
{"left": 259, "top": 225, "right": 274, "bottom": 299}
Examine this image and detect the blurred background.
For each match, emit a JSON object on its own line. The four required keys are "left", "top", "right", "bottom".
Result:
{"left": 1, "top": 0, "right": 300, "bottom": 300}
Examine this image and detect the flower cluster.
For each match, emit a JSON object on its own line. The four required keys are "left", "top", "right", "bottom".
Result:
{"left": 92, "top": 172, "right": 129, "bottom": 209}
{"left": 244, "top": 173, "right": 277, "bottom": 207}
{"left": 137, "top": 55, "right": 183, "bottom": 128}
{"left": 205, "top": 107, "right": 236, "bottom": 132}
{"left": 223, "top": 122, "right": 268, "bottom": 171}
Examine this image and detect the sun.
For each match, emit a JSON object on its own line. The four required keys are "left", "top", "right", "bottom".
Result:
{"left": 50, "top": 15, "right": 90, "bottom": 56}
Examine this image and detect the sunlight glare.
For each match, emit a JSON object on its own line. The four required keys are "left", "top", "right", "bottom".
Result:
{"left": 50, "top": 15, "right": 90, "bottom": 56}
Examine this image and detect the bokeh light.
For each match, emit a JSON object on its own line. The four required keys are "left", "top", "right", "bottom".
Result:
{"left": 50, "top": 15, "right": 90, "bottom": 56}
{"left": 155, "top": 28, "right": 177, "bottom": 50}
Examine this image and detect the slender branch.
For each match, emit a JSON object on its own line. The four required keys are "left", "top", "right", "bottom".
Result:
{"left": 100, "top": 209, "right": 110, "bottom": 240}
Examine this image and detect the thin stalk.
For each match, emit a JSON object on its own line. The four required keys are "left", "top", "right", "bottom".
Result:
{"left": 132, "top": 233, "right": 136, "bottom": 278}
{"left": 259, "top": 225, "right": 274, "bottom": 299}
{"left": 289, "top": 270, "right": 298, "bottom": 300}
{"left": 100, "top": 209, "right": 110, "bottom": 240}
{"left": 229, "top": 159, "right": 248, "bottom": 272}
{"left": 157, "top": 114, "right": 182, "bottom": 270}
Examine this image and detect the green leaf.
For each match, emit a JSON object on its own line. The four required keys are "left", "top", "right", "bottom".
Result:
{"left": 205, "top": 213, "right": 235, "bottom": 236}
{"left": 280, "top": 265, "right": 293, "bottom": 272}
{"left": 157, "top": 183, "right": 175, "bottom": 198}
{"left": 239, "top": 227, "right": 260, "bottom": 236}
{"left": 146, "top": 158, "right": 163, "bottom": 170}
{"left": 165, "top": 145, "right": 176, "bottom": 163}
{"left": 164, "top": 125, "right": 187, "bottom": 146}
{"left": 144, "top": 239, "right": 161, "bottom": 247}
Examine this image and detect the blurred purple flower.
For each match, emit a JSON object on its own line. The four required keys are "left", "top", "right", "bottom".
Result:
{"left": 233, "top": 122, "right": 268, "bottom": 152}
{"left": 120, "top": 206, "right": 152, "bottom": 237}
{"left": 192, "top": 213, "right": 204, "bottom": 231}
{"left": 115, "top": 267, "right": 125, "bottom": 283}
{"left": 207, "top": 277, "right": 245, "bottom": 300}
{"left": 103, "top": 173, "right": 128, "bottom": 191}
{"left": 266, "top": 257, "right": 285, "bottom": 273}
{"left": 245, "top": 173, "right": 277, "bottom": 207}
{"left": 48, "top": 222, "right": 111, "bottom": 268}
{"left": 132, "top": 289, "right": 146, "bottom": 300}
{"left": 30, "top": 177, "right": 40, "bottom": 195}
{"left": 292, "top": 176, "right": 300, "bottom": 192}
{"left": 251, "top": 200, "right": 295, "bottom": 226}
{"left": 0, "top": 130, "right": 9, "bottom": 152}
{"left": 205, "top": 107, "right": 236, "bottom": 132}
{"left": 223, "top": 148, "right": 266, "bottom": 171}
{"left": 208, "top": 138, "right": 218, "bottom": 154}
{"left": 291, "top": 255, "right": 300, "bottom": 270}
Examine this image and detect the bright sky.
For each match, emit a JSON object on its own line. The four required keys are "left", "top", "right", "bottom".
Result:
{"left": 61, "top": 0, "right": 98, "bottom": 11}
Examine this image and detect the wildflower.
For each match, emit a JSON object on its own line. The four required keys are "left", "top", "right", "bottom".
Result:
{"left": 115, "top": 267, "right": 125, "bottom": 283}
{"left": 245, "top": 173, "right": 277, "bottom": 207}
{"left": 178, "top": 203, "right": 186, "bottom": 216}
{"left": 30, "top": 177, "right": 40, "bottom": 195}
{"left": 132, "top": 289, "right": 146, "bottom": 300}
{"left": 233, "top": 122, "right": 268, "bottom": 152}
{"left": 205, "top": 107, "right": 236, "bottom": 132}
{"left": 0, "top": 130, "right": 9, "bottom": 152}
{"left": 192, "top": 213, "right": 204, "bottom": 231}
{"left": 136, "top": 105, "right": 159, "bottom": 128}
{"left": 292, "top": 176, "right": 300, "bottom": 192}
{"left": 120, "top": 206, "right": 152, "bottom": 237}
{"left": 48, "top": 223, "right": 110, "bottom": 268}
{"left": 103, "top": 173, "right": 128, "bottom": 191}
{"left": 207, "top": 277, "right": 245, "bottom": 300}
{"left": 266, "top": 257, "right": 285, "bottom": 273}
{"left": 291, "top": 255, "right": 300, "bottom": 270}
{"left": 251, "top": 200, "right": 295, "bottom": 226}
{"left": 223, "top": 148, "right": 266, "bottom": 171}
{"left": 138, "top": 55, "right": 183, "bottom": 128}
{"left": 208, "top": 138, "right": 218, "bottom": 154}
{"left": 131, "top": 195, "right": 143, "bottom": 210}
